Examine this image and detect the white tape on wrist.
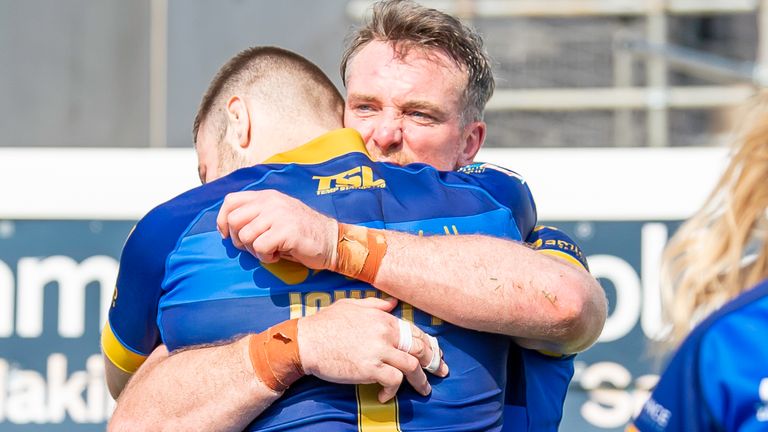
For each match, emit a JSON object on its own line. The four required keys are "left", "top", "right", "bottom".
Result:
{"left": 424, "top": 335, "right": 441, "bottom": 374}
{"left": 397, "top": 319, "right": 413, "bottom": 353}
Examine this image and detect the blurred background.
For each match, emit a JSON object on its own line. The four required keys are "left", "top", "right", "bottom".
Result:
{"left": 0, "top": 0, "right": 764, "bottom": 430}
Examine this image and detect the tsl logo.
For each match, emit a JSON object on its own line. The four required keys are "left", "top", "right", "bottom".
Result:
{"left": 313, "top": 166, "right": 386, "bottom": 195}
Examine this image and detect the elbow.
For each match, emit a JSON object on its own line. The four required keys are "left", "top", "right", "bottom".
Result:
{"left": 554, "top": 273, "right": 607, "bottom": 354}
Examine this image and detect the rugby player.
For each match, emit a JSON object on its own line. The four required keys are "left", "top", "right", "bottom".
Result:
{"left": 106, "top": 2, "right": 605, "bottom": 430}
{"left": 106, "top": 45, "right": 535, "bottom": 431}
{"left": 220, "top": 2, "right": 604, "bottom": 430}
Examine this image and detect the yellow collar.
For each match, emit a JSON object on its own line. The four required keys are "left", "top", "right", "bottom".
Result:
{"left": 263, "top": 128, "right": 371, "bottom": 165}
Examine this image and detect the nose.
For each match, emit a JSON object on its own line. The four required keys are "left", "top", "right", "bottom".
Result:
{"left": 371, "top": 114, "right": 403, "bottom": 152}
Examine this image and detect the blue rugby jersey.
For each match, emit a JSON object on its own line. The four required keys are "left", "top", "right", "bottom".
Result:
{"left": 102, "top": 128, "right": 537, "bottom": 431}
{"left": 457, "top": 165, "right": 592, "bottom": 431}
{"left": 504, "top": 225, "right": 590, "bottom": 431}
{"left": 630, "top": 278, "right": 768, "bottom": 431}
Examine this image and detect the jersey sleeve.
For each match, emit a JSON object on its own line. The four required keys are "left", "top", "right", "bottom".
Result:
{"left": 526, "top": 225, "right": 589, "bottom": 272}
{"left": 632, "top": 285, "right": 768, "bottom": 432}
{"left": 101, "top": 206, "right": 176, "bottom": 373}
{"left": 630, "top": 336, "right": 712, "bottom": 431}
{"left": 696, "top": 309, "right": 768, "bottom": 431}
{"left": 455, "top": 164, "right": 590, "bottom": 271}
{"left": 456, "top": 162, "right": 537, "bottom": 238}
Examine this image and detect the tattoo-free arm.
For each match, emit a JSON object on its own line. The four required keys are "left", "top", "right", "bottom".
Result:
{"left": 107, "top": 297, "right": 445, "bottom": 432}
{"left": 372, "top": 231, "right": 606, "bottom": 353}
{"left": 218, "top": 190, "right": 606, "bottom": 355}
{"left": 108, "top": 337, "right": 279, "bottom": 432}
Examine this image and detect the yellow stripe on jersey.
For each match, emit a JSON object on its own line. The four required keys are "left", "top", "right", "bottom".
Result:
{"left": 101, "top": 321, "right": 148, "bottom": 373}
{"left": 264, "top": 128, "right": 371, "bottom": 165}
{"left": 536, "top": 349, "right": 568, "bottom": 358}
{"left": 625, "top": 424, "right": 640, "bottom": 432}
{"left": 533, "top": 225, "right": 557, "bottom": 232}
{"left": 537, "top": 249, "right": 588, "bottom": 271}
{"left": 356, "top": 384, "right": 401, "bottom": 431}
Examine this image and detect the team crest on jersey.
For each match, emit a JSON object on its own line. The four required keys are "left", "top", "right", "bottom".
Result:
{"left": 312, "top": 165, "right": 386, "bottom": 195}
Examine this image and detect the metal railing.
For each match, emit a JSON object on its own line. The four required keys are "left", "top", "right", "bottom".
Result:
{"left": 348, "top": 0, "right": 768, "bottom": 146}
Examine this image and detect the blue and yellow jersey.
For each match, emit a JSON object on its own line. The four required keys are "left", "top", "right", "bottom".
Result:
{"left": 457, "top": 164, "right": 591, "bottom": 431}
{"left": 504, "top": 224, "right": 589, "bottom": 432}
{"left": 527, "top": 225, "right": 589, "bottom": 272}
{"left": 102, "top": 128, "right": 537, "bottom": 431}
{"left": 630, "top": 278, "right": 768, "bottom": 431}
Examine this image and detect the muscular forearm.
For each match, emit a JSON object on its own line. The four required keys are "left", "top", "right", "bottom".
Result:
{"left": 108, "top": 298, "right": 444, "bottom": 431}
{"left": 109, "top": 337, "right": 280, "bottom": 432}
{"left": 373, "top": 232, "right": 606, "bottom": 353}
{"left": 215, "top": 191, "right": 606, "bottom": 354}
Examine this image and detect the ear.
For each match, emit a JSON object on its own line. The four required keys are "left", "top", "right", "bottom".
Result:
{"left": 225, "top": 96, "right": 251, "bottom": 149}
{"left": 457, "top": 121, "right": 486, "bottom": 167}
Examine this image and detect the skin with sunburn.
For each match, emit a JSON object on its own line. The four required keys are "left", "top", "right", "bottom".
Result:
{"left": 105, "top": 47, "right": 447, "bottom": 432}
{"left": 344, "top": 40, "right": 484, "bottom": 170}
{"left": 107, "top": 2, "right": 606, "bottom": 429}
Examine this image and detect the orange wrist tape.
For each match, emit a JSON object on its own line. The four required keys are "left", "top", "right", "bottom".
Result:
{"left": 335, "top": 223, "right": 388, "bottom": 283}
{"left": 248, "top": 319, "right": 304, "bottom": 392}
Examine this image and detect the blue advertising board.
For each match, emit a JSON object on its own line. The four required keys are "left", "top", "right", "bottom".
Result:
{"left": 556, "top": 221, "right": 682, "bottom": 431}
{"left": 0, "top": 220, "right": 132, "bottom": 430}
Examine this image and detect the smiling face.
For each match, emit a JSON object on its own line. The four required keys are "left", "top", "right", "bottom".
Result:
{"left": 343, "top": 41, "right": 485, "bottom": 171}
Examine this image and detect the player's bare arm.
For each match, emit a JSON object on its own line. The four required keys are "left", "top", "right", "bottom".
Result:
{"left": 106, "top": 297, "right": 447, "bottom": 431}
{"left": 107, "top": 333, "right": 279, "bottom": 432}
{"left": 219, "top": 189, "right": 606, "bottom": 354}
{"left": 103, "top": 343, "right": 168, "bottom": 400}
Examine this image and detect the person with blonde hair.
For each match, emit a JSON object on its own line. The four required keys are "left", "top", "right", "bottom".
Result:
{"left": 630, "top": 96, "right": 768, "bottom": 431}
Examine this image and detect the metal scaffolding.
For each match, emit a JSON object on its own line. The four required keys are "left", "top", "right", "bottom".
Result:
{"left": 348, "top": 0, "right": 768, "bottom": 146}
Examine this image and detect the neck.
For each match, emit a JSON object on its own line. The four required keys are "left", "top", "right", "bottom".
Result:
{"left": 252, "top": 123, "right": 339, "bottom": 163}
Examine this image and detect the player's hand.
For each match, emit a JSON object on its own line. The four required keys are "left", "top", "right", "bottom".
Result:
{"left": 297, "top": 297, "right": 448, "bottom": 403}
{"left": 217, "top": 190, "right": 338, "bottom": 269}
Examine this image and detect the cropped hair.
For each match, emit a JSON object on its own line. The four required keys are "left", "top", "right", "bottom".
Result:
{"left": 193, "top": 46, "right": 343, "bottom": 145}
